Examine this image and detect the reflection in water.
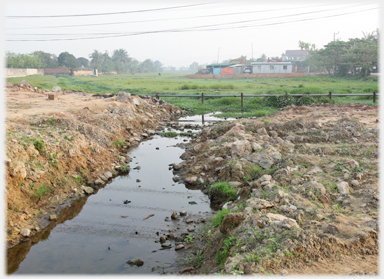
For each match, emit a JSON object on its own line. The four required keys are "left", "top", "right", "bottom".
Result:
{"left": 7, "top": 196, "right": 89, "bottom": 274}
{"left": 7, "top": 130, "right": 213, "bottom": 275}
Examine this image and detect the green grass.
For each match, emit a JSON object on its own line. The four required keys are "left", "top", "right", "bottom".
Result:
{"left": 7, "top": 74, "right": 379, "bottom": 118}
{"left": 210, "top": 182, "right": 237, "bottom": 200}
{"left": 211, "top": 209, "right": 231, "bottom": 227}
{"left": 160, "top": 131, "right": 177, "bottom": 138}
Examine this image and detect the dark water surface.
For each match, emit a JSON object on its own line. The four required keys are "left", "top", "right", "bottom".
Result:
{"left": 8, "top": 131, "right": 214, "bottom": 275}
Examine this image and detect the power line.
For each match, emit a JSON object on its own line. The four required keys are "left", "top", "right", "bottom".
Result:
{"left": 6, "top": 2, "right": 214, "bottom": 18}
{"left": 7, "top": 3, "right": 377, "bottom": 37}
{"left": 7, "top": 7, "right": 378, "bottom": 41}
{"left": 6, "top": 2, "right": 362, "bottom": 30}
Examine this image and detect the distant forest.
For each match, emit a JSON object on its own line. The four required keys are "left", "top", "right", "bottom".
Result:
{"left": 5, "top": 48, "right": 164, "bottom": 74}
{"left": 5, "top": 29, "right": 379, "bottom": 77}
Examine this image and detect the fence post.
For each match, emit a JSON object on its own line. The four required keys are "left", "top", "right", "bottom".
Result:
{"left": 329, "top": 91, "right": 332, "bottom": 100}
{"left": 241, "top": 92, "right": 244, "bottom": 109}
{"left": 202, "top": 92, "right": 204, "bottom": 105}
{"left": 156, "top": 93, "right": 159, "bottom": 100}
{"left": 373, "top": 91, "right": 376, "bottom": 103}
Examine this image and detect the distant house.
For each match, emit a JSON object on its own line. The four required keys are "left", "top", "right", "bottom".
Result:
{"left": 251, "top": 62, "right": 292, "bottom": 74}
{"left": 282, "top": 50, "right": 308, "bottom": 61}
{"left": 206, "top": 63, "right": 236, "bottom": 74}
{"left": 282, "top": 50, "right": 308, "bottom": 73}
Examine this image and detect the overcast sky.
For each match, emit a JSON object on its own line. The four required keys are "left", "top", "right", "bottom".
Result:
{"left": 3, "top": 0, "right": 381, "bottom": 68}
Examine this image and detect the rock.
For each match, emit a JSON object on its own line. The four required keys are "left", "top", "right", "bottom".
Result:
{"left": 172, "top": 176, "right": 180, "bottom": 182}
{"left": 351, "top": 180, "right": 359, "bottom": 187}
{"left": 161, "top": 242, "right": 172, "bottom": 248}
{"left": 116, "top": 91, "right": 131, "bottom": 102}
{"left": 184, "top": 176, "right": 198, "bottom": 184}
{"left": 187, "top": 228, "right": 195, "bottom": 232}
{"left": 220, "top": 213, "right": 245, "bottom": 234}
{"left": 257, "top": 127, "right": 268, "bottom": 135}
{"left": 318, "top": 195, "right": 328, "bottom": 203}
{"left": 346, "top": 160, "right": 359, "bottom": 169}
{"left": 52, "top": 86, "right": 61, "bottom": 92}
{"left": 20, "top": 228, "right": 31, "bottom": 237}
{"left": 167, "top": 233, "right": 174, "bottom": 239}
{"left": 257, "top": 174, "right": 272, "bottom": 183}
{"left": 20, "top": 80, "right": 31, "bottom": 87}
{"left": 171, "top": 211, "right": 178, "bottom": 219}
{"left": 281, "top": 269, "right": 288, "bottom": 276}
{"left": 231, "top": 140, "right": 251, "bottom": 158}
{"left": 127, "top": 259, "right": 144, "bottom": 266}
{"left": 267, "top": 213, "right": 299, "bottom": 229}
{"left": 186, "top": 219, "right": 194, "bottom": 224}
{"left": 180, "top": 210, "right": 187, "bottom": 216}
{"left": 160, "top": 236, "right": 167, "bottom": 243}
{"left": 49, "top": 214, "right": 57, "bottom": 221}
{"left": 302, "top": 181, "right": 326, "bottom": 196}
{"left": 103, "top": 171, "right": 113, "bottom": 179}
{"left": 175, "top": 244, "right": 185, "bottom": 250}
{"left": 82, "top": 186, "right": 94, "bottom": 194}
{"left": 337, "top": 182, "right": 350, "bottom": 195}
{"left": 180, "top": 267, "right": 194, "bottom": 274}
{"left": 173, "top": 163, "right": 183, "bottom": 170}
{"left": 94, "top": 178, "right": 104, "bottom": 185}
{"left": 247, "top": 197, "right": 274, "bottom": 209}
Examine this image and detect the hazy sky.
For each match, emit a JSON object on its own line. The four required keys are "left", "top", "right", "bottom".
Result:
{"left": 3, "top": 0, "right": 381, "bottom": 68}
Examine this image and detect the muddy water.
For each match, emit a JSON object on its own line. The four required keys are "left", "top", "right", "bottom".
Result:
{"left": 8, "top": 128, "right": 215, "bottom": 275}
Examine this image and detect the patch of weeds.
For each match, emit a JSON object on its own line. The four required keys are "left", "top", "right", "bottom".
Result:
{"left": 64, "top": 135, "right": 72, "bottom": 141}
{"left": 245, "top": 253, "right": 260, "bottom": 263}
{"left": 32, "top": 183, "right": 51, "bottom": 197}
{"left": 211, "top": 209, "right": 231, "bottom": 227}
{"left": 33, "top": 139, "right": 44, "bottom": 152}
{"left": 210, "top": 181, "right": 237, "bottom": 200}
{"left": 119, "top": 164, "right": 130, "bottom": 173}
{"left": 217, "top": 236, "right": 236, "bottom": 266}
{"left": 160, "top": 131, "right": 177, "bottom": 138}
{"left": 243, "top": 164, "right": 263, "bottom": 182}
{"left": 49, "top": 153, "right": 60, "bottom": 169}
{"left": 184, "top": 249, "right": 204, "bottom": 268}
{"left": 185, "top": 235, "right": 194, "bottom": 243}
{"left": 112, "top": 138, "right": 126, "bottom": 148}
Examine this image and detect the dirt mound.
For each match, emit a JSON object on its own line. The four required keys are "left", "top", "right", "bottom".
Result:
{"left": 175, "top": 103, "right": 379, "bottom": 275}
{"left": 5, "top": 84, "right": 186, "bottom": 248}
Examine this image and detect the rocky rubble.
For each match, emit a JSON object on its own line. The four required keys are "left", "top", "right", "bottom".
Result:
{"left": 175, "top": 104, "right": 379, "bottom": 275}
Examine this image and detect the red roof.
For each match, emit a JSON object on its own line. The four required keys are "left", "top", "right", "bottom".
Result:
{"left": 285, "top": 50, "right": 308, "bottom": 55}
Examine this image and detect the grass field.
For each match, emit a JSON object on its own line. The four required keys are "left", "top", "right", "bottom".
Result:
{"left": 7, "top": 73, "right": 379, "bottom": 118}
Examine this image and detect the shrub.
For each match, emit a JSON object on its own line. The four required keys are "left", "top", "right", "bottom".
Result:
{"left": 263, "top": 94, "right": 295, "bottom": 108}
{"left": 295, "top": 95, "right": 316, "bottom": 106}
{"left": 112, "top": 139, "right": 126, "bottom": 148}
{"left": 290, "top": 87, "right": 325, "bottom": 95}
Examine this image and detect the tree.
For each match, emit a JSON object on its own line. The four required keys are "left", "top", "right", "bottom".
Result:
{"left": 189, "top": 62, "right": 199, "bottom": 72}
{"left": 298, "top": 41, "right": 316, "bottom": 73}
{"left": 32, "top": 51, "right": 58, "bottom": 68}
{"left": 6, "top": 52, "right": 42, "bottom": 68}
{"left": 77, "top": 57, "right": 89, "bottom": 68}
{"left": 102, "top": 59, "right": 115, "bottom": 74}
{"left": 139, "top": 59, "right": 154, "bottom": 73}
{"left": 58, "top": 51, "right": 79, "bottom": 73}
{"left": 89, "top": 50, "right": 104, "bottom": 71}
{"left": 112, "top": 48, "right": 131, "bottom": 74}
{"left": 153, "top": 60, "right": 163, "bottom": 73}
{"left": 256, "top": 54, "right": 267, "bottom": 62}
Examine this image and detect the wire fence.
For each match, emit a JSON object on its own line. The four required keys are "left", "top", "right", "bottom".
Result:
{"left": 151, "top": 91, "right": 379, "bottom": 107}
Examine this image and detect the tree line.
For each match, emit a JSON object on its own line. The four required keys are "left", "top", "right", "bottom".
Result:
{"left": 5, "top": 49, "right": 164, "bottom": 75}
{"left": 299, "top": 29, "right": 379, "bottom": 77}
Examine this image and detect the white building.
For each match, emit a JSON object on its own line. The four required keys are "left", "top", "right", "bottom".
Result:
{"left": 251, "top": 62, "right": 292, "bottom": 73}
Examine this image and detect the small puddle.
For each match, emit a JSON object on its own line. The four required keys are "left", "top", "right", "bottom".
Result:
{"left": 177, "top": 112, "right": 235, "bottom": 125}
{"left": 7, "top": 115, "right": 224, "bottom": 275}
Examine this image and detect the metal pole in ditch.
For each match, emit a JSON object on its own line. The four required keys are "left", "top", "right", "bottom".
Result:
{"left": 202, "top": 93, "right": 204, "bottom": 105}
{"left": 329, "top": 92, "right": 332, "bottom": 100}
{"left": 241, "top": 92, "right": 244, "bottom": 109}
{"left": 373, "top": 91, "right": 376, "bottom": 103}
{"left": 156, "top": 93, "right": 159, "bottom": 100}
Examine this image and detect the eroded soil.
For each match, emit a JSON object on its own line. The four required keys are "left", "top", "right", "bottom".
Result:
{"left": 174, "top": 103, "right": 379, "bottom": 275}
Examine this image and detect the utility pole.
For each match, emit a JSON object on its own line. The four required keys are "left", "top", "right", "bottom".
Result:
{"left": 333, "top": 31, "right": 339, "bottom": 41}
{"left": 217, "top": 47, "right": 220, "bottom": 63}
{"left": 251, "top": 43, "right": 253, "bottom": 61}
{"left": 333, "top": 32, "right": 339, "bottom": 75}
